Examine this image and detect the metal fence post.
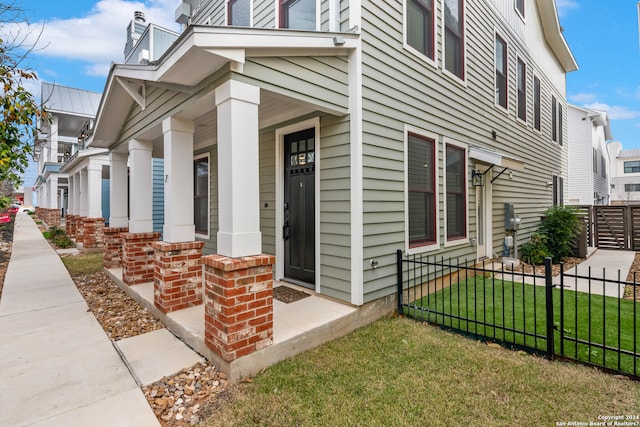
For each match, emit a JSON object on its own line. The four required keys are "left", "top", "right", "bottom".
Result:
{"left": 397, "top": 249, "right": 403, "bottom": 314}
{"left": 544, "top": 257, "right": 555, "bottom": 360}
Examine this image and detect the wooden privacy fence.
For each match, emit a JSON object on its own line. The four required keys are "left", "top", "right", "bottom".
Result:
{"left": 570, "top": 205, "right": 640, "bottom": 251}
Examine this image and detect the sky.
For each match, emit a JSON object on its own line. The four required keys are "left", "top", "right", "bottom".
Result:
{"left": 5, "top": 0, "right": 640, "bottom": 188}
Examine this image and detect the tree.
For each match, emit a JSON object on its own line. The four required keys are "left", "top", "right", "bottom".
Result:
{"left": 0, "top": 1, "right": 46, "bottom": 209}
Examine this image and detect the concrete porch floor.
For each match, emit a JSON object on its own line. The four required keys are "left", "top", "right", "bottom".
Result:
{"left": 105, "top": 268, "right": 395, "bottom": 383}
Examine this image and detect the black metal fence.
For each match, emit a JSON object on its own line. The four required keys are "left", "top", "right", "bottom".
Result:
{"left": 397, "top": 250, "right": 640, "bottom": 379}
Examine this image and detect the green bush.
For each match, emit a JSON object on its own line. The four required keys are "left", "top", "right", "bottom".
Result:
{"left": 539, "top": 206, "right": 582, "bottom": 263}
{"left": 520, "top": 233, "right": 551, "bottom": 265}
{"left": 52, "top": 235, "right": 74, "bottom": 248}
{"left": 43, "top": 226, "right": 73, "bottom": 248}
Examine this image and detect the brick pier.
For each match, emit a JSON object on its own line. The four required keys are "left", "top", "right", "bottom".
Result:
{"left": 121, "top": 232, "right": 161, "bottom": 286}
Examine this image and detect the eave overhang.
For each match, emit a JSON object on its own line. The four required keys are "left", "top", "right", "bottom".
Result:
{"left": 91, "top": 26, "right": 359, "bottom": 149}
{"left": 536, "top": 0, "right": 578, "bottom": 73}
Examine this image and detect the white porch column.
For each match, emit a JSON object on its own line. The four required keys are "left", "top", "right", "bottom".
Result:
{"left": 68, "top": 174, "right": 75, "bottom": 215}
{"left": 73, "top": 172, "right": 81, "bottom": 215}
{"left": 162, "top": 117, "right": 195, "bottom": 242}
{"left": 109, "top": 152, "right": 129, "bottom": 228}
{"left": 215, "top": 80, "right": 261, "bottom": 257}
{"left": 87, "top": 161, "right": 102, "bottom": 218}
{"left": 79, "top": 169, "right": 88, "bottom": 217}
{"left": 48, "top": 175, "right": 58, "bottom": 209}
{"left": 128, "top": 139, "right": 153, "bottom": 233}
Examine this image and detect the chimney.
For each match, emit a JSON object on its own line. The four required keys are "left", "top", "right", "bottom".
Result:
{"left": 124, "top": 11, "right": 148, "bottom": 60}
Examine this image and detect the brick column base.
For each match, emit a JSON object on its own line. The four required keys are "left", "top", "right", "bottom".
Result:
{"left": 38, "top": 208, "right": 61, "bottom": 227}
{"left": 104, "top": 227, "right": 129, "bottom": 269}
{"left": 203, "top": 254, "right": 275, "bottom": 362}
{"left": 75, "top": 216, "right": 87, "bottom": 243}
{"left": 66, "top": 215, "right": 77, "bottom": 238}
{"left": 81, "top": 217, "right": 105, "bottom": 249}
{"left": 152, "top": 241, "right": 204, "bottom": 313}
{"left": 121, "top": 232, "right": 161, "bottom": 285}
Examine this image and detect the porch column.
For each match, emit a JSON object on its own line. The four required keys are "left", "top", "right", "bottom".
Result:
{"left": 128, "top": 139, "right": 153, "bottom": 233}
{"left": 68, "top": 175, "right": 75, "bottom": 215}
{"left": 79, "top": 169, "right": 88, "bottom": 217}
{"left": 87, "top": 161, "right": 102, "bottom": 218}
{"left": 109, "top": 152, "right": 129, "bottom": 228}
{"left": 48, "top": 175, "right": 58, "bottom": 209}
{"left": 214, "top": 80, "right": 261, "bottom": 257}
{"left": 162, "top": 117, "right": 195, "bottom": 242}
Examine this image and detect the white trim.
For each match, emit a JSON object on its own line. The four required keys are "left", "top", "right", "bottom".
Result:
{"left": 443, "top": 138, "right": 469, "bottom": 248}
{"left": 441, "top": 0, "right": 467, "bottom": 86}
{"left": 349, "top": 0, "right": 361, "bottom": 30}
{"left": 275, "top": 117, "right": 321, "bottom": 293}
{"left": 349, "top": 42, "right": 364, "bottom": 305}
{"left": 404, "top": 124, "right": 440, "bottom": 255}
{"left": 402, "top": 0, "right": 438, "bottom": 69}
{"left": 194, "top": 153, "right": 211, "bottom": 240}
{"left": 493, "top": 28, "right": 509, "bottom": 114}
{"left": 329, "top": 0, "right": 339, "bottom": 31}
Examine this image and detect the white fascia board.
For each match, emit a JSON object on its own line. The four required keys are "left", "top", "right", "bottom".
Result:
{"left": 536, "top": 0, "right": 578, "bottom": 72}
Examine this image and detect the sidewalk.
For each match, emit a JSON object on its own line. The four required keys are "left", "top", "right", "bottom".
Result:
{"left": 559, "top": 249, "right": 636, "bottom": 297}
{"left": 0, "top": 213, "right": 160, "bottom": 426}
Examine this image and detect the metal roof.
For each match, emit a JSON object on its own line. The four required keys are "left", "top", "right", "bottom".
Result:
{"left": 618, "top": 149, "right": 640, "bottom": 159}
{"left": 41, "top": 82, "right": 102, "bottom": 117}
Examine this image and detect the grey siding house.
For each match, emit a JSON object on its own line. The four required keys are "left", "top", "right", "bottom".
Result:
{"left": 90, "top": 0, "right": 576, "bottom": 308}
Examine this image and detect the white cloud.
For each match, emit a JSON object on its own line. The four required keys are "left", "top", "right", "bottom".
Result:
{"left": 583, "top": 102, "right": 640, "bottom": 120}
{"left": 569, "top": 92, "right": 597, "bottom": 104}
{"left": 556, "top": 0, "right": 579, "bottom": 17}
{"left": 5, "top": 0, "right": 181, "bottom": 78}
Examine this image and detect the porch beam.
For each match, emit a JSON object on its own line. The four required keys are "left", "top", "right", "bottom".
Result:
{"left": 109, "top": 152, "right": 129, "bottom": 228}
{"left": 215, "top": 80, "right": 262, "bottom": 258}
{"left": 128, "top": 139, "right": 154, "bottom": 233}
{"left": 162, "top": 117, "right": 195, "bottom": 243}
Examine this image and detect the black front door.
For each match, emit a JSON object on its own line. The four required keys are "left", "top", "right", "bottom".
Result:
{"left": 283, "top": 128, "right": 315, "bottom": 286}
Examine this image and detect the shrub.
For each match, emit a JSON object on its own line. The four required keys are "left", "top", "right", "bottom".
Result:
{"left": 539, "top": 206, "right": 582, "bottom": 263}
{"left": 52, "top": 235, "right": 74, "bottom": 248}
{"left": 520, "top": 233, "right": 551, "bottom": 265}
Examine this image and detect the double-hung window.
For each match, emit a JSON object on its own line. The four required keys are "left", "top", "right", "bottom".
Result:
{"left": 280, "top": 0, "right": 315, "bottom": 30}
{"left": 552, "top": 175, "right": 563, "bottom": 207}
{"left": 551, "top": 95, "right": 558, "bottom": 142}
{"left": 444, "top": 0, "right": 464, "bottom": 80}
{"left": 515, "top": 0, "right": 525, "bottom": 19}
{"left": 407, "top": 132, "right": 437, "bottom": 249}
{"left": 445, "top": 142, "right": 467, "bottom": 242}
{"left": 228, "top": 0, "right": 250, "bottom": 26}
{"left": 495, "top": 34, "right": 507, "bottom": 109}
{"left": 624, "top": 161, "right": 640, "bottom": 173}
{"left": 533, "top": 76, "right": 541, "bottom": 131}
{"left": 194, "top": 156, "right": 209, "bottom": 235}
{"left": 517, "top": 58, "right": 527, "bottom": 122}
{"left": 406, "top": 0, "right": 435, "bottom": 60}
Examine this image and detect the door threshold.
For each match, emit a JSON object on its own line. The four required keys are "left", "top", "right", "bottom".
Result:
{"left": 280, "top": 277, "right": 314, "bottom": 291}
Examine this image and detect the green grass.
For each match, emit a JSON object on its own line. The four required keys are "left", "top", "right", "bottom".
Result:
{"left": 61, "top": 252, "right": 104, "bottom": 276}
{"left": 201, "top": 317, "right": 640, "bottom": 427}
{"left": 405, "top": 278, "right": 640, "bottom": 376}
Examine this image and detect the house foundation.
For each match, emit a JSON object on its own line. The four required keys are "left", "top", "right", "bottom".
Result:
{"left": 151, "top": 241, "right": 204, "bottom": 313}
{"left": 121, "top": 232, "right": 161, "bottom": 285}
{"left": 203, "top": 254, "right": 275, "bottom": 362}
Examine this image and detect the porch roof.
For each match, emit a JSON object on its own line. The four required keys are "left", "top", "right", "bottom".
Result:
{"left": 469, "top": 146, "right": 525, "bottom": 172}
{"left": 90, "top": 26, "right": 359, "bottom": 149}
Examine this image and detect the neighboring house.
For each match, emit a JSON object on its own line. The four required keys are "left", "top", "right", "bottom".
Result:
{"left": 608, "top": 142, "right": 640, "bottom": 205}
{"left": 33, "top": 83, "right": 102, "bottom": 226}
{"left": 88, "top": 0, "right": 576, "bottom": 370}
{"left": 567, "top": 104, "right": 612, "bottom": 205}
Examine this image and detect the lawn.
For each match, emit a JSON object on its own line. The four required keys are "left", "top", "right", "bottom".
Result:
{"left": 201, "top": 316, "right": 640, "bottom": 427}
{"left": 404, "top": 277, "right": 640, "bottom": 376}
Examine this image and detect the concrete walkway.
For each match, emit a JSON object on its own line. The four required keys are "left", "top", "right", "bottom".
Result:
{"left": 0, "top": 213, "right": 160, "bottom": 426}
{"left": 559, "top": 249, "right": 636, "bottom": 297}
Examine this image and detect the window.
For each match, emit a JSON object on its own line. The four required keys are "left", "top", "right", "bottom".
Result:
{"left": 551, "top": 95, "right": 557, "bottom": 142}
{"left": 495, "top": 34, "right": 507, "bottom": 109}
{"left": 601, "top": 155, "right": 606, "bottom": 178}
{"left": 228, "top": 0, "right": 250, "bottom": 26}
{"left": 515, "top": 0, "right": 524, "bottom": 18}
{"left": 406, "top": 0, "right": 435, "bottom": 60}
{"left": 558, "top": 103, "right": 563, "bottom": 146}
{"left": 517, "top": 58, "right": 526, "bottom": 122}
{"left": 408, "top": 132, "right": 437, "bottom": 248}
{"left": 445, "top": 143, "right": 467, "bottom": 241}
{"left": 280, "top": 0, "right": 315, "bottom": 30}
{"left": 624, "top": 161, "right": 640, "bottom": 173}
{"left": 444, "top": 0, "right": 464, "bottom": 80}
{"left": 533, "top": 76, "right": 540, "bottom": 130}
{"left": 552, "top": 175, "right": 564, "bottom": 207}
{"left": 194, "top": 156, "right": 209, "bottom": 235}
{"left": 625, "top": 184, "right": 640, "bottom": 192}
{"left": 593, "top": 148, "right": 598, "bottom": 174}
